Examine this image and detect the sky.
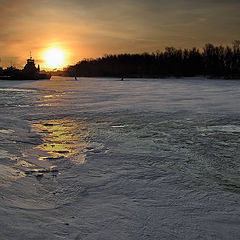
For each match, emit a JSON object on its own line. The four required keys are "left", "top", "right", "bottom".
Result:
{"left": 0, "top": 0, "right": 240, "bottom": 69}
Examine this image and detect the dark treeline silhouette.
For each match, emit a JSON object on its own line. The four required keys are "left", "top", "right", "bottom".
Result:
{"left": 65, "top": 41, "right": 240, "bottom": 79}
{"left": 0, "top": 66, "right": 20, "bottom": 76}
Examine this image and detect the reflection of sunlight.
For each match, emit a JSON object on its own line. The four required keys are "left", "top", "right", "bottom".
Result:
{"left": 39, "top": 93, "right": 66, "bottom": 107}
{"left": 33, "top": 118, "right": 89, "bottom": 164}
{"left": 43, "top": 95, "right": 54, "bottom": 98}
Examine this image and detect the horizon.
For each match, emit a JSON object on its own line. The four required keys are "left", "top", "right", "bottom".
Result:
{"left": 1, "top": 0, "right": 240, "bottom": 70}
{"left": 1, "top": 41, "right": 239, "bottom": 71}
{"left": 1, "top": 1, "right": 240, "bottom": 238}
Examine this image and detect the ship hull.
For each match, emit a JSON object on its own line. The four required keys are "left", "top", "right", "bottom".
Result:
{"left": 0, "top": 57, "right": 51, "bottom": 80}
{"left": 0, "top": 73, "right": 51, "bottom": 80}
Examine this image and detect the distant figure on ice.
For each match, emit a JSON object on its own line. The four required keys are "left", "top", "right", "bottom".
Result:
{"left": 74, "top": 76, "right": 77, "bottom": 81}
{"left": 121, "top": 77, "right": 124, "bottom": 81}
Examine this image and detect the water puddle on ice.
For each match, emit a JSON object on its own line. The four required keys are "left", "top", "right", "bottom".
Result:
{"left": 32, "top": 118, "right": 90, "bottom": 164}
{"left": 32, "top": 117, "right": 110, "bottom": 166}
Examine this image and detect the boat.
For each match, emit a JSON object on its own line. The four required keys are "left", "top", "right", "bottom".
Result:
{"left": 0, "top": 56, "right": 51, "bottom": 80}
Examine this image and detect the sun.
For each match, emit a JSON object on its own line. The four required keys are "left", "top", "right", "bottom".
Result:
{"left": 44, "top": 48, "right": 65, "bottom": 69}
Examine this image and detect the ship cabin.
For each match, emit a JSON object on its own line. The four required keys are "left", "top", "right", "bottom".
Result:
{"left": 23, "top": 57, "right": 40, "bottom": 73}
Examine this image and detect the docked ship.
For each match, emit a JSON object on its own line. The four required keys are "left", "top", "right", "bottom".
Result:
{"left": 0, "top": 56, "right": 51, "bottom": 80}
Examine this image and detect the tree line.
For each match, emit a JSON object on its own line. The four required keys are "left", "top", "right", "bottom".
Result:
{"left": 1, "top": 41, "right": 239, "bottom": 79}
{"left": 0, "top": 66, "right": 20, "bottom": 76}
{"left": 65, "top": 41, "right": 240, "bottom": 79}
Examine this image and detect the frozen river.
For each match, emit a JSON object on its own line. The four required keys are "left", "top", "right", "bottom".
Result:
{"left": 0, "top": 77, "right": 240, "bottom": 239}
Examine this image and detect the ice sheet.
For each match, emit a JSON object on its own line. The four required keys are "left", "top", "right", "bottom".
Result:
{"left": 0, "top": 77, "right": 240, "bottom": 239}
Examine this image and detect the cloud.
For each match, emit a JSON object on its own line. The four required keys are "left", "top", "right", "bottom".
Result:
{"left": 0, "top": 0, "right": 34, "bottom": 25}
{"left": 0, "top": 0, "right": 239, "bottom": 68}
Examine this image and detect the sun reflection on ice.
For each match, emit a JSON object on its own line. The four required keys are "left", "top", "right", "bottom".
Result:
{"left": 33, "top": 118, "right": 89, "bottom": 164}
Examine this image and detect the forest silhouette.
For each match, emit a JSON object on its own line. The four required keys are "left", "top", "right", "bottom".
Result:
{"left": 1, "top": 41, "right": 240, "bottom": 79}
{"left": 65, "top": 41, "right": 240, "bottom": 79}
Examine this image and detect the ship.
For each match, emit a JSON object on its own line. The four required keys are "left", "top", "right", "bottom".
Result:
{"left": 0, "top": 56, "right": 51, "bottom": 80}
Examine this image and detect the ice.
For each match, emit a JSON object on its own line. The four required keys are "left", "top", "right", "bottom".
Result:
{"left": 0, "top": 88, "right": 36, "bottom": 92}
{"left": 0, "top": 129, "right": 15, "bottom": 134}
{"left": 0, "top": 77, "right": 240, "bottom": 239}
{"left": 201, "top": 125, "right": 240, "bottom": 133}
{"left": 0, "top": 164, "right": 25, "bottom": 186}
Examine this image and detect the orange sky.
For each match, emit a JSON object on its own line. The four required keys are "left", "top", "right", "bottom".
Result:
{"left": 0, "top": 0, "right": 240, "bottom": 69}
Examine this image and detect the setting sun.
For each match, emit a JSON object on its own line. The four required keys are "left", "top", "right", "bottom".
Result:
{"left": 44, "top": 48, "right": 65, "bottom": 69}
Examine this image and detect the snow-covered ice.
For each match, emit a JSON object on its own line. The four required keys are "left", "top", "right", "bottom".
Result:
{"left": 0, "top": 77, "right": 240, "bottom": 239}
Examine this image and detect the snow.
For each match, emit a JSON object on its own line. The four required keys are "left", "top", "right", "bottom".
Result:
{"left": 0, "top": 77, "right": 240, "bottom": 239}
